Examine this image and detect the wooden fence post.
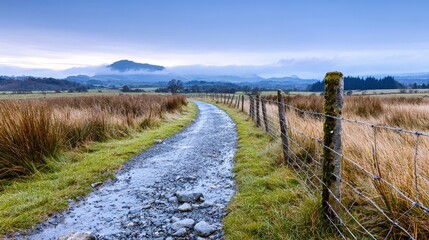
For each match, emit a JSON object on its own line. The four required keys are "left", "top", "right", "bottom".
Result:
{"left": 261, "top": 97, "right": 269, "bottom": 132}
{"left": 256, "top": 94, "right": 261, "bottom": 127}
{"left": 230, "top": 94, "right": 235, "bottom": 106}
{"left": 241, "top": 95, "right": 244, "bottom": 112}
{"left": 277, "top": 90, "right": 290, "bottom": 165}
{"left": 322, "top": 72, "right": 344, "bottom": 220}
{"left": 249, "top": 94, "right": 254, "bottom": 120}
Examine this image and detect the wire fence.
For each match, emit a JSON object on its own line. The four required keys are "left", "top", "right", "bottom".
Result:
{"left": 189, "top": 74, "right": 429, "bottom": 239}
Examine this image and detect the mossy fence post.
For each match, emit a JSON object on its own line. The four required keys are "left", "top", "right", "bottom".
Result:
{"left": 241, "top": 95, "right": 244, "bottom": 112}
{"left": 277, "top": 90, "right": 290, "bottom": 165}
{"left": 256, "top": 94, "right": 262, "bottom": 127}
{"left": 261, "top": 96, "right": 269, "bottom": 132}
{"left": 322, "top": 71, "right": 344, "bottom": 221}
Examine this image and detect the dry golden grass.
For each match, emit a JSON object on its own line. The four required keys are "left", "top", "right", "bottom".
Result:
{"left": 0, "top": 94, "right": 187, "bottom": 180}
{"left": 246, "top": 95, "right": 429, "bottom": 239}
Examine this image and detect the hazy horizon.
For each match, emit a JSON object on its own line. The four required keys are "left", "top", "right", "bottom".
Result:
{"left": 1, "top": 0, "right": 429, "bottom": 78}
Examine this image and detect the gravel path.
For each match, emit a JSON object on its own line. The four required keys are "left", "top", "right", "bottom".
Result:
{"left": 20, "top": 101, "right": 237, "bottom": 240}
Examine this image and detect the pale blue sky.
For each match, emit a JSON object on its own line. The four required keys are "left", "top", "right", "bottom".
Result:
{"left": 0, "top": 0, "right": 428, "bottom": 77}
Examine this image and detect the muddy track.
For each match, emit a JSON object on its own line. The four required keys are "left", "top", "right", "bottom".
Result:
{"left": 18, "top": 101, "right": 237, "bottom": 240}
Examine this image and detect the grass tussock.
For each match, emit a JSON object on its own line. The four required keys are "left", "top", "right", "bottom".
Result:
{"left": 0, "top": 94, "right": 187, "bottom": 180}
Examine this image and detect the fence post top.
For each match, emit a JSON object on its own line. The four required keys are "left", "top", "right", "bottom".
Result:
{"left": 324, "top": 72, "right": 344, "bottom": 83}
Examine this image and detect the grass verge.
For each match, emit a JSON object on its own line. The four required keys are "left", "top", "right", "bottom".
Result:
{"left": 0, "top": 101, "right": 198, "bottom": 235}
{"left": 212, "top": 102, "right": 336, "bottom": 240}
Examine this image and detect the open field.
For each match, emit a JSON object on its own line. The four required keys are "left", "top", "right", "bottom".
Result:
{"left": 0, "top": 94, "right": 187, "bottom": 180}
{"left": 0, "top": 89, "right": 161, "bottom": 100}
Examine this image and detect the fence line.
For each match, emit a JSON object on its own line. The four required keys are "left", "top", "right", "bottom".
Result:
{"left": 188, "top": 75, "right": 429, "bottom": 239}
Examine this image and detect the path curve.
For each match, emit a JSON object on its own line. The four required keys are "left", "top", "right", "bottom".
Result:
{"left": 22, "top": 101, "right": 237, "bottom": 240}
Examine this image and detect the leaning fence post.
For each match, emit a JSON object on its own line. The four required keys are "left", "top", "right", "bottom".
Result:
{"left": 277, "top": 90, "right": 290, "bottom": 165}
{"left": 322, "top": 71, "right": 344, "bottom": 221}
{"left": 256, "top": 94, "right": 261, "bottom": 127}
{"left": 261, "top": 97, "right": 269, "bottom": 132}
{"left": 241, "top": 95, "right": 244, "bottom": 112}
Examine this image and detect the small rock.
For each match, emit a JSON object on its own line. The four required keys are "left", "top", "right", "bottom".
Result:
{"left": 165, "top": 237, "right": 173, "bottom": 240}
{"left": 126, "top": 222, "right": 136, "bottom": 227}
{"left": 198, "top": 202, "right": 214, "bottom": 209}
{"left": 142, "top": 204, "right": 151, "bottom": 209}
{"left": 173, "top": 228, "right": 188, "bottom": 237}
{"left": 154, "top": 139, "right": 164, "bottom": 144}
{"left": 90, "top": 182, "right": 102, "bottom": 188}
{"left": 168, "top": 196, "right": 178, "bottom": 203}
{"left": 177, "top": 203, "right": 192, "bottom": 212}
{"left": 171, "top": 218, "right": 195, "bottom": 230}
{"left": 194, "top": 221, "right": 216, "bottom": 237}
{"left": 175, "top": 192, "right": 204, "bottom": 203}
{"left": 58, "top": 231, "right": 96, "bottom": 240}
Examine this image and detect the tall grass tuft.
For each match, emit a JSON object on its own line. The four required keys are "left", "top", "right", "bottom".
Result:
{"left": 0, "top": 102, "right": 62, "bottom": 178}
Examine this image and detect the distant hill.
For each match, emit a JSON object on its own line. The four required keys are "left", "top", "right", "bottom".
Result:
{"left": 0, "top": 76, "right": 87, "bottom": 91}
{"left": 108, "top": 60, "right": 165, "bottom": 72}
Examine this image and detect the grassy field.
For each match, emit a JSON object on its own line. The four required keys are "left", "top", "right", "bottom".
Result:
{"left": 0, "top": 100, "right": 197, "bottom": 234}
{"left": 208, "top": 101, "right": 336, "bottom": 239}
{"left": 0, "top": 89, "right": 163, "bottom": 100}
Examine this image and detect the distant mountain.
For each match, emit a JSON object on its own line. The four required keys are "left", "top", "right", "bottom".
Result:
{"left": 0, "top": 76, "right": 86, "bottom": 91}
{"left": 108, "top": 60, "right": 165, "bottom": 72}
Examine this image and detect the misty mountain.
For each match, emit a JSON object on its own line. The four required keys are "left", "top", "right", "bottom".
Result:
{"left": 108, "top": 60, "right": 165, "bottom": 72}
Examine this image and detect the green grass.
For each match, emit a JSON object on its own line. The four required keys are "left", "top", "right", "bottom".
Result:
{"left": 211, "top": 102, "right": 336, "bottom": 240}
{"left": 0, "top": 101, "right": 198, "bottom": 234}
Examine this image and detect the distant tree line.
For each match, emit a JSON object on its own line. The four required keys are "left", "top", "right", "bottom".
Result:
{"left": 120, "top": 85, "right": 145, "bottom": 93}
{"left": 409, "top": 82, "right": 429, "bottom": 89}
{"left": 307, "top": 76, "right": 404, "bottom": 91}
{"left": 0, "top": 76, "right": 88, "bottom": 92}
{"left": 155, "top": 79, "right": 279, "bottom": 94}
